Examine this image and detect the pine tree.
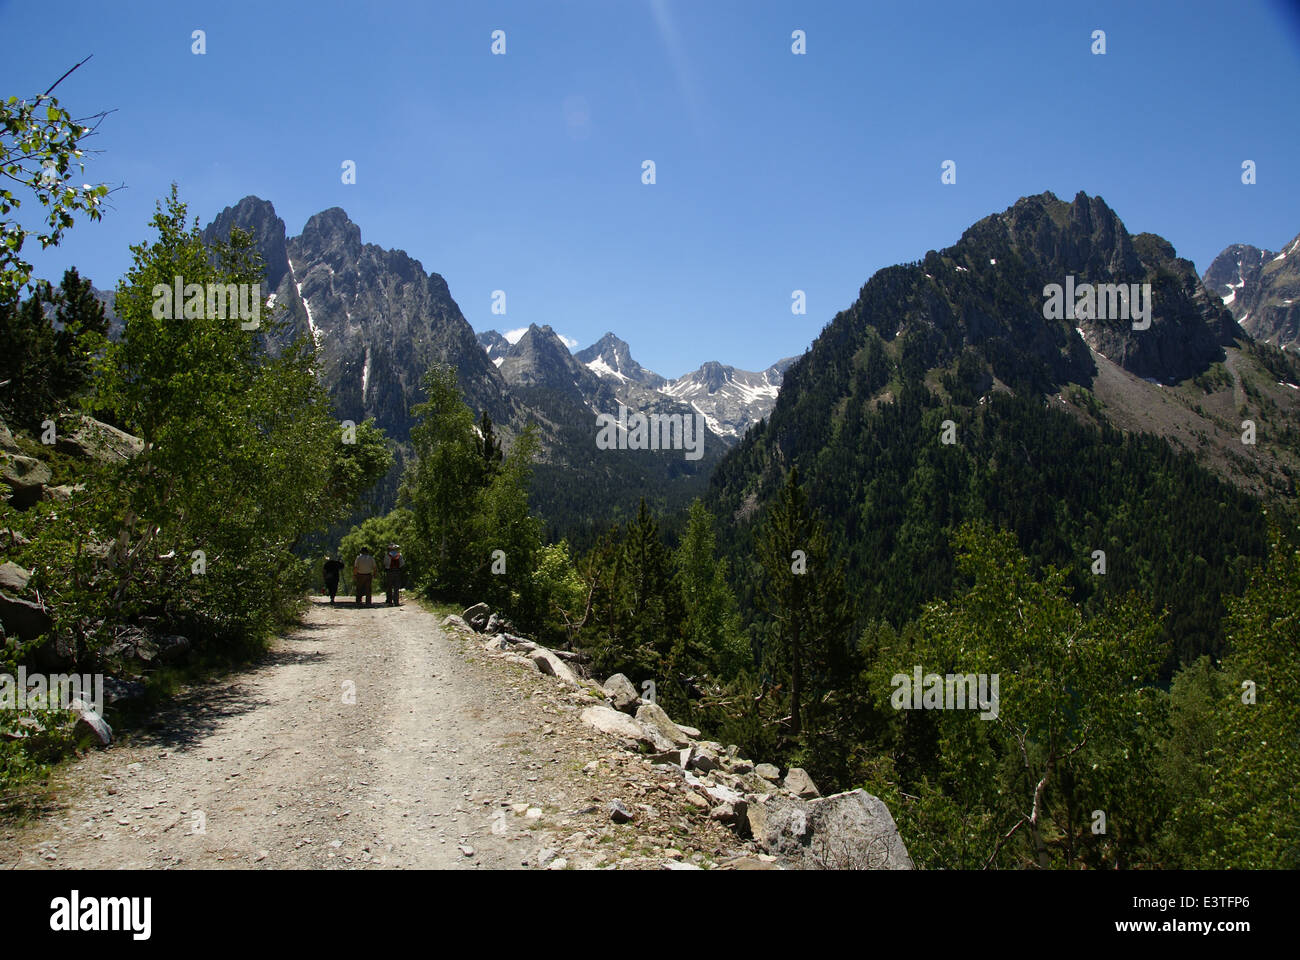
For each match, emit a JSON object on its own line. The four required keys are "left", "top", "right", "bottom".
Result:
{"left": 676, "top": 499, "right": 746, "bottom": 678}
{"left": 51, "top": 266, "right": 107, "bottom": 402}
{"left": 754, "top": 467, "right": 853, "bottom": 741}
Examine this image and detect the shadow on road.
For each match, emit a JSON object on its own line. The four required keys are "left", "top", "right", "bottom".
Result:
{"left": 125, "top": 648, "right": 331, "bottom": 750}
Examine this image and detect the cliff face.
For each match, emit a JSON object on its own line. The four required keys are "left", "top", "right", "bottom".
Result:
{"left": 202, "top": 198, "right": 511, "bottom": 448}
{"left": 1204, "top": 234, "right": 1300, "bottom": 351}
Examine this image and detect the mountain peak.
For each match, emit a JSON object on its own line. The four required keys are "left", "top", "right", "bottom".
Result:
{"left": 201, "top": 196, "right": 289, "bottom": 291}
{"left": 1204, "top": 234, "right": 1300, "bottom": 349}
{"left": 299, "top": 207, "right": 362, "bottom": 254}
{"left": 575, "top": 332, "right": 664, "bottom": 389}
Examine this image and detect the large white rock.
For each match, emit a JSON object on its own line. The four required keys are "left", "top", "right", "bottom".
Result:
{"left": 635, "top": 702, "right": 691, "bottom": 748}
{"left": 580, "top": 705, "right": 653, "bottom": 747}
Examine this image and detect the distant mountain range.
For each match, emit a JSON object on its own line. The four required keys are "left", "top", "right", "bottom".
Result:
{"left": 196, "top": 197, "right": 765, "bottom": 539}
{"left": 480, "top": 327, "right": 796, "bottom": 440}
{"left": 76, "top": 191, "right": 1298, "bottom": 558}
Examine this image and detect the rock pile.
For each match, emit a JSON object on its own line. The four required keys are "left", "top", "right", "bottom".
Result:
{"left": 446, "top": 603, "right": 914, "bottom": 870}
{"left": 1, "top": 413, "right": 142, "bottom": 511}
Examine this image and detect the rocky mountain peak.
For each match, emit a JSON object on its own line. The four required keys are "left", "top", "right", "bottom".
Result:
{"left": 498, "top": 324, "right": 584, "bottom": 390}
{"left": 574, "top": 332, "right": 665, "bottom": 389}
{"left": 296, "top": 207, "right": 362, "bottom": 259}
{"left": 477, "top": 329, "right": 510, "bottom": 359}
{"left": 936, "top": 190, "right": 1234, "bottom": 384}
{"left": 200, "top": 195, "right": 289, "bottom": 291}
{"left": 1204, "top": 233, "right": 1300, "bottom": 349}
{"left": 695, "top": 361, "right": 729, "bottom": 392}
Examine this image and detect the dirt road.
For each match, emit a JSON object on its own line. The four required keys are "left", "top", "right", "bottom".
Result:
{"left": 1, "top": 597, "right": 736, "bottom": 869}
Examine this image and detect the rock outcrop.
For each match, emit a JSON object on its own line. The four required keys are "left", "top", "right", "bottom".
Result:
{"left": 1203, "top": 233, "right": 1300, "bottom": 351}
{"left": 0, "top": 414, "right": 142, "bottom": 512}
{"left": 746, "top": 790, "right": 913, "bottom": 870}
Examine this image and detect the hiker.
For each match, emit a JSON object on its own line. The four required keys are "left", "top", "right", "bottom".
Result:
{"left": 353, "top": 547, "right": 377, "bottom": 606}
{"left": 382, "top": 543, "right": 405, "bottom": 606}
{"left": 322, "top": 554, "right": 344, "bottom": 604}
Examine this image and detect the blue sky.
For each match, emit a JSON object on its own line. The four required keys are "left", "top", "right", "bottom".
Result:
{"left": 3, "top": 0, "right": 1298, "bottom": 377}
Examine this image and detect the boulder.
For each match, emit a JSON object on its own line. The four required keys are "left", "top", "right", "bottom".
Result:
{"left": 500, "top": 633, "right": 536, "bottom": 652}
{"left": 484, "top": 612, "right": 503, "bottom": 635}
{"left": 54, "top": 415, "right": 144, "bottom": 463}
{"left": 685, "top": 771, "right": 746, "bottom": 810}
{"left": 649, "top": 747, "right": 693, "bottom": 769}
{"left": 0, "top": 418, "right": 17, "bottom": 451}
{"left": 647, "top": 730, "right": 683, "bottom": 753}
{"left": 677, "top": 723, "right": 702, "bottom": 738}
{"left": 529, "top": 648, "right": 578, "bottom": 686}
{"left": 41, "top": 483, "right": 84, "bottom": 503}
{"left": 718, "top": 856, "right": 782, "bottom": 871}
{"left": 69, "top": 698, "right": 112, "bottom": 747}
{"left": 0, "top": 451, "right": 51, "bottom": 508}
{"left": 580, "top": 705, "right": 653, "bottom": 747}
{"left": 602, "top": 673, "right": 641, "bottom": 714}
{"left": 0, "top": 561, "right": 31, "bottom": 593}
{"left": 754, "top": 762, "right": 781, "bottom": 781}
{"left": 461, "top": 603, "right": 490, "bottom": 631}
{"left": 441, "top": 614, "right": 470, "bottom": 631}
{"left": 0, "top": 591, "right": 53, "bottom": 645}
{"left": 727, "top": 758, "right": 754, "bottom": 775}
{"left": 784, "top": 767, "right": 820, "bottom": 799}
{"left": 608, "top": 800, "right": 634, "bottom": 824}
{"left": 688, "top": 748, "right": 720, "bottom": 774}
{"left": 635, "top": 702, "right": 691, "bottom": 748}
{"left": 745, "top": 790, "right": 913, "bottom": 870}
{"left": 739, "top": 771, "right": 780, "bottom": 796}
{"left": 710, "top": 803, "right": 741, "bottom": 825}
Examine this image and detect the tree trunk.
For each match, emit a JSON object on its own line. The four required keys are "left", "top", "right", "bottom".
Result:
{"left": 790, "top": 627, "right": 802, "bottom": 737}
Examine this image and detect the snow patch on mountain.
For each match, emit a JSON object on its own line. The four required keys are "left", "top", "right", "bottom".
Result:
{"left": 287, "top": 256, "right": 317, "bottom": 337}
{"left": 585, "top": 355, "right": 628, "bottom": 383}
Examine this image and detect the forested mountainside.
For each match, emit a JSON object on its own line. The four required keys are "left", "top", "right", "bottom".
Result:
{"left": 706, "top": 191, "right": 1300, "bottom": 671}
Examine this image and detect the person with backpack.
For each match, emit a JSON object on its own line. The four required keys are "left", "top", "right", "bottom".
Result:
{"left": 353, "top": 547, "right": 377, "bottom": 607}
{"left": 322, "top": 554, "right": 345, "bottom": 604}
{"left": 382, "top": 543, "right": 405, "bottom": 606}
